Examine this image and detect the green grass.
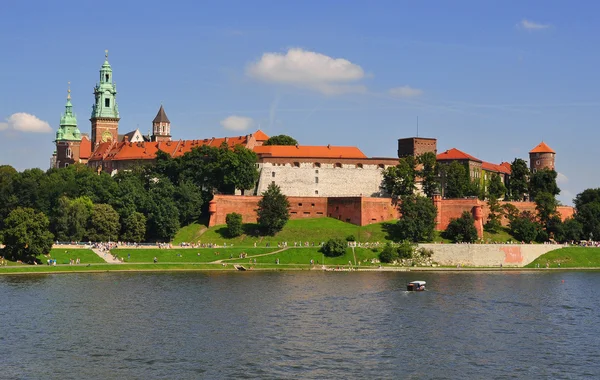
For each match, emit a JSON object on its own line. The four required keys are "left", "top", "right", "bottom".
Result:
{"left": 173, "top": 222, "right": 208, "bottom": 245}
{"left": 42, "top": 249, "right": 105, "bottom": 264}
{"left": 226, "top": 247, "right": 382, "bottom": 267}
{"left": 194, "top": 218, "right": 394, "bottom": 247}
{"left": 525, "top": 247, "right": 600, "bottom": 268}
{"left": 483, "top": 227, "right": 518, "bottom": 243}
{"left": 112, "top": 247, "right": 279, "bottom": 263}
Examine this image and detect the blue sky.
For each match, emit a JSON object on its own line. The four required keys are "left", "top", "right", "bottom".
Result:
{"left": 1, "top": 0, "right": 599, "bottom": 205}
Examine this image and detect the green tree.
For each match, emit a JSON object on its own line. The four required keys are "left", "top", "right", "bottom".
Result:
{"left": 379, "top": 243, "right": 399, "bottom": 263}
{"left": 509, "top": 211, "right": 540, "bottom": 243}
{"left": 562, "top": 218, "right": 583, "bottom": 242}
{"left": 440, "top": 161, "right": 470, "bottom": 198}
{"left": 53, "top": 196, "right": 93, "bottom": 242}
{"left": 0, "top": 165, "right": 19, "bottom": 231}
{"left": 146, "top": 178, "right": 180, "bottom": 241}
{"left": 485, "top": 196, "right": 503, "bottom": 233}
{"left": 535, "top": 192, "right": 558, "bottom": 228}
{"left": 418, "top": 152, "right": 439, "bottom": 198}
{"left": 120, "top": 212, "right": 147, "bottom": 242}
{"left": 395, "top": 195, "right": 437, "bottom": 242}
{"left": 574, "top": 188, "right": 600, "bottom": 240}
{"left": 226, "top": 212, "right": 243, "bottom": 237}
{"left": 397, "top": 241, "right": 415, "bottom": 259}
{"left": 382, "top": 156, "right": 417, "bottom": 199}
{"left": 508, "top": 158, "right": 529, "bottom": 201}
{"left": 488, "top": 173, "right": 506, "bottom": 199}
{"left": 88, "top": 204, "right": 120, "bottom": 242}
{"left": 174, "top": 180, "right": 203, "bottom": 225}
{"left": 257, "top": 183, "right": 290, "bottom": 235}
{"left": 1, "top": 207, "right": 54, "bottom": 262}
{"left": 321, "top": 238, "right": 346, "bottom": 257}
{"left": 264, "top": 135, "right": 298, "bottom": 146}
{"left": 444, "top": 211, "right": 478, "bottom": 243}
{"left": 529, "top": 169, "right": 560, "bottom": 200}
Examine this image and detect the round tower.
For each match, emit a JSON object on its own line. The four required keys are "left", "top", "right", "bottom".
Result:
{"left": 529, "top": 141, "right": 555, "bottom": 173}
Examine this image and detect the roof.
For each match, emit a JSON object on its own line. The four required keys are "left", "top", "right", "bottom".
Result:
{"left": 80, "top": 136, "right": 92, "bottom": 159}
{"left": 253, "top": 145, "right": 367, "bottom": 159}
{"left": 89, "top": 135, "right": 251, "bottom": 162}
{"left": 153, "top": 105, "right": 170, "bottom": 123}
{"left": 253, "top": 129, "right": 269, "bottom": 141}
{"left": 482, "top": 161, "right": 511, "bottom": 175}
{"left": 529, "top": 141, "right": 555, "bottom": 154}
{"left": 436, "top": 148, "right": 482, "bottom": 163}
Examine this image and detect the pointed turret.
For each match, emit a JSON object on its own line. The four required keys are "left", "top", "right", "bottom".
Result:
{"left": 151, "top": 104, "right": 172, "bottom": 142}
{"left": 55, "top": 84, "right": 83, "bottom": 168}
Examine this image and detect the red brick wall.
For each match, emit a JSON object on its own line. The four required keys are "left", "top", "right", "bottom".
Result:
{"left": 327, "top": 197, "right": 362, "bottom": 225}
{"left": 361, "top": 198, "right": 400, "bottom": 225}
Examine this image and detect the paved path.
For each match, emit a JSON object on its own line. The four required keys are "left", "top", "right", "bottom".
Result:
{"left": 92, "top": 248, "right": 123, "bottom": 264}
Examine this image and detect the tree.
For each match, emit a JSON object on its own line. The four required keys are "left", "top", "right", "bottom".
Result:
{"left": 507, "top": 158, "right": 529, "bottom": 201}
{"left": 174, "top": 180, "right": 203, "bottom": 225}
{"left": 1, "top": 207, "right": 53, "bottom": 262}
{"left": 321, "top": 238, "right": 346, "bottom": 257}
{"left": 53, "top": 196, "right": 93, "bottom": 242}
{"left": 488, "top": 173, "right": 506, "bottom": 199}
{"left": 120, "top": 212, "right": 147, "bottom": 242}
{"left": 574, "top": 188, "right": 600, "bottom": 240}
{"left": 146, "top": 178, "right": 180, "bottom": 241}
{"left": 226, "top": 212, "right": 243, "bottom": 237}
{"left": 264, "top": 135, "right": 298, "bottom": 146}
{"left": 379, "top": 243, "right": 399, "bottom": 263}
{"left": 529, "top": 169, "right": 560, "bottom": 200}
{"left": 509, "top": 211, "right": 540, "bottom": 243}
{"left": 382, "top": 157, "right": 417, "bottom": 199}
{"left": 395, "top": 195, "right": 437, "bottom": 242}
{"left": 88, "top": 204, "right": 120, "bottom": 242}
{"left": 444, "top": 211, "right": 478, "bottom": 243}
{"left": 535, "top": 192, "right": 558, "bottom": 228}
{"left": 257, "top": 183, "right": 290, "bottom": 235}
{"left": 418, "top": 152, "right": 439, "bottom": 198}
{"left": 562, "top": 218, "right": 583, "bottom": 242}
{"left": 485, "top": 196, "right": 503, "bottom": 233}
{"left": 0, "top": 165, "right": 18, "bottom": 231}
{"left": 440, "top": 161, "right": 470, "bottom": 198}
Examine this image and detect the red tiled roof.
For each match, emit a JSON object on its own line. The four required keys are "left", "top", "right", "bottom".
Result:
{"left": 79, "top": 136, "right": 92, "bottom": 159}
{"left": 499, "top": 162, "right": 512, "bottom": 175}
{"left": 89, "top": 135, "right": 251, "bottom": 162}
{"left": 482, "top": 161, "right": 511, "bottom": 175}
{"left": 436, "top": 148, "right": 482, "bottom": 163}
{"left": 253, "top": 129, "right": 269, "bottom": 141}
{"left": 529, "top": 141, "right": 555, "bottom": 154}
{"left": 253, "top": 145, "right": 367, "bottom": 159}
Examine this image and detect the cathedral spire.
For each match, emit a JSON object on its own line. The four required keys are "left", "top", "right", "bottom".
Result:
{"left": 91, "top": 50, "right": 120, "bottom": 148}
{"left": 56, "top": 83, "right": 81, "bottom": 141}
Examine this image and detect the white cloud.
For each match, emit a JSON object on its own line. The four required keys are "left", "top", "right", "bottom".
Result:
{"left": 1, "top": 113, "right": 52, "bottom": 133}
{"left": 518, "top": 19, "right": 551, "bottom": 30}
{"left": 220, "top": 115, "right": 254, "bottom": 131}
{"left": 389, "top": 86, "right": 423, "bottom": 98}
{"left": 557, "top": 172, "right": 568, "bottom": 184}
{"left": 246, "top": 48, "right": 366, "bottom": 95}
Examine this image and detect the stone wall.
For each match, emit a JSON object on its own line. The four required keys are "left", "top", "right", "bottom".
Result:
{"left": 255, "top": 158, "right": 398, "bottom": 197}
{"left": 419, "top": 243, "right": 562, "bottom": 267}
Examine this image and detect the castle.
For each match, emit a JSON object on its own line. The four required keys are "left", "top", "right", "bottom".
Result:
{"left": 52, "top": 53, "right": 567, "bottom": 236}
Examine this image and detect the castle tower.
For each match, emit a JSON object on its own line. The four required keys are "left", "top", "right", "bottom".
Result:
{"left": 151, "top": 105, "right": 171, "bottom": 142}
{"left": 55, "top": 84, "right": 83, "bottom": 168}
{"left": 91, "top": 50, "right": 119, "bottom": 149}
{"left": 529, "top": 141, "right": 555, "bottom": 173}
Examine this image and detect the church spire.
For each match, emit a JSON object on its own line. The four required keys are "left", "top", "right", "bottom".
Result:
{"left": 56, "top": 83, "right": 81, "bottom": 141}
{"left": 91, "top": 50, "right": 119, "bottom": 119}
{"left": 151, "top": 104, "right": 172, "bottom": 142}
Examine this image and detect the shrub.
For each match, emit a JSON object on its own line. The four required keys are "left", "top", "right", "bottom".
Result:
{"left": 397, "top": 241, "right": 415, "bottom": 259}
{"left": 226, "top": 212, "right": 243, "bottom": 237}
{"left": 445, "top": 211, "right": 478, "bottom": 243}
{"left": 345, "top": 235, "right": 356, "bottom": 242}
{"left": 321, "top": 238, "right": 346, "bottom": 257}
{"left": 418, "top": 247, "right": 433, "bottom": 258}
{"left": 379, "top": 243, "right": 398, "bottom": 263}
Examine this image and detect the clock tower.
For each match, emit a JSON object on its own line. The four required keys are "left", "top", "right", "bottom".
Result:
{"left": 91, "top": 50, "right": 120, "bottom": 149}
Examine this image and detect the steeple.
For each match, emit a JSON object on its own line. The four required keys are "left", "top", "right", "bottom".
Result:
{"left": 90, "top": 50, "right": 120, "bottom": 149}
{"left": 151, "top": 104, "right": 172, "bottom": 142}
{"left": 56, "top": 83, "right": 81, "bottom": 141}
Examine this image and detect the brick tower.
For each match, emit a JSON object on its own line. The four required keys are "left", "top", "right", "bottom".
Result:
{"left": 90, "top": 50, "right": 120, "bottom": 150}
{"left": 151, "top": 105, "right": 172, "bottom": 142}
{"left": 54, "top": 84, "right": 83, "bottom": 168}
{"left": 529, "top": 141, "right": 555, "bottom": 173}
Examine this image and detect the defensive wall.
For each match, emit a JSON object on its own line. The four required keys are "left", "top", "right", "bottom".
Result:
{"left": 419, "top": 243, "right": 562, "bottom": 267}
{"left": 209, "top": 195, "right": 575, "bottom": 237}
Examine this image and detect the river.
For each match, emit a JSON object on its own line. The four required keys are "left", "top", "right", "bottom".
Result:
{"left": 1, "top": 271, "right": 599, "bottom": 379}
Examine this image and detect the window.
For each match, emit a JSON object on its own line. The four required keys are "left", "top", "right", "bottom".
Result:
{"left": 316, "top": 211, "right": 323, "bottom": 215}
{"left": 315, "top": 177, "right": 319, "bottom": 184}
{"left": 335, "top": 163, "right": 342, "bottom": 168}
{"left": 105, "top": 74, "right": 109, "bottom": 82}
{"left": 105, "top": 98, "right": 110, "bottom": 107}
{"left": 315, "top": 169, "right": 319, "bottom": 174}
{"left": 356, "top": 163, "right": 363, "bottom": 168}
{"left": 293, "top": 162, "right": 300, "bottom": 167}
{"left": 271, "top": 181, "right": 275, "bottom": 185}
{"left": 298, "top": 203, "right": 303, "bottom": 206}
{"left": 303, "top": 212, "right": 310, "bottom": 215}
{"left": 378, "top": 164, "right": 385, "bottom": 169}
{"left": 314, "top": 162, "right": 321, "bottom": 168}
{"left": 311, "top": 203, "right": 315, "bottom": 207}
{"left": 272, "top": 172, "right": 275, "bottom": 177}
{"left": 315, "top": 190, "right": 319, "bottom": 195}
{"left": 291, "top": 211, "right": 297, "bottom": 215}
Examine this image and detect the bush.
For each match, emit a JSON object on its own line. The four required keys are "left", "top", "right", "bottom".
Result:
{"left": 418, "top": 247, "right": 433, "bottom": 258}
{"left": 397, "top": 241, "right": 415, "bottom": 259}
{"left": 444, "top": 211, "right": 478, "bottom": 243}
{"left": 379, "top": 243, "right": 398, "bottom": 263}
{"left": 226, "top": 212, "right": 243, "bottom": 237}
{"left": 321, "top": 238, "right": 346, "bottom": 257}
{"left": 346, "top": 235, "right": 356, "bottom": 242}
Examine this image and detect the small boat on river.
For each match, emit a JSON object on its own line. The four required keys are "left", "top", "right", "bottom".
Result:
{"left": 407, "top": 281, "right": 426, "bottom": 291}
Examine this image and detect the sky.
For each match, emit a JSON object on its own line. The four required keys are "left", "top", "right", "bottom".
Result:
{"left": 1, "top": 0, "right": 599, "bottom": 205}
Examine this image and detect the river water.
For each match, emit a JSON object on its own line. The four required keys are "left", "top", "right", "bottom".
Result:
{"left": 1, "top": 271, "right": 599, "bottom": 379}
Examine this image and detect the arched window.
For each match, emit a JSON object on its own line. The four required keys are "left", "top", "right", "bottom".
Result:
{"left": 335, "top": 163, "right": 342, "bottom": 168}
{"left": 314, "top": 162, "right": 321, "bottom": 168}
{"left": 356, "top": 163, "right": 363, "bottom": 168}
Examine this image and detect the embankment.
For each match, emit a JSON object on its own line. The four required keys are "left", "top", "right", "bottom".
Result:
{"left": 419, "top": 244, "right": 562, "bottom": 267}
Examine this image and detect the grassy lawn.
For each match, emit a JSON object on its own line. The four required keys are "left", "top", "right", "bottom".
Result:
{"left": 525, "top": 247, "right": 600, "bottom": 268}
{"left": 483, "top": 227, "right": 517, "bottom": 243}
{"left": 226, "top": 247, "right": 382, "bottom": 267}
{"left": 112, "top": 247, "right": 279, "bottom": 263}
{"left": 173, "top": 223, "right": 208, "bottom": 245}
{"left": 193, "top": 218, "right": 394, "bottom": 247}
{"left": 43, "top": 249, "right": 105, "bottom": 264}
